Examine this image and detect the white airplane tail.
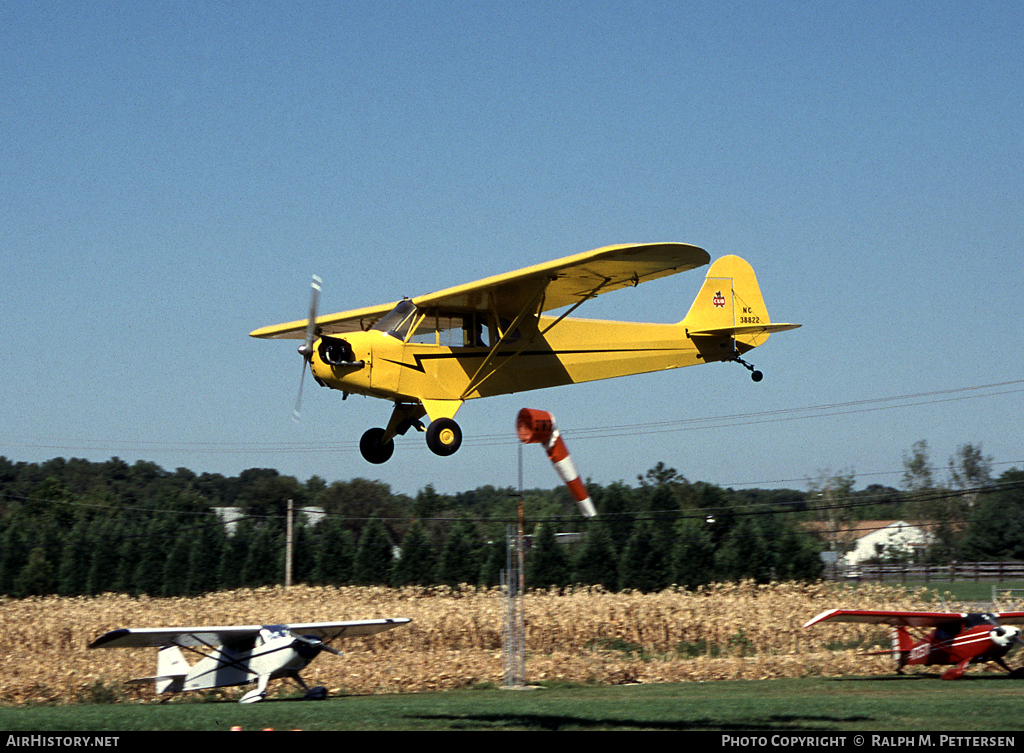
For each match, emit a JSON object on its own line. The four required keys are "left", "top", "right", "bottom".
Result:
{"left": 126, "top": 645, "right": 189, "bottom": 695}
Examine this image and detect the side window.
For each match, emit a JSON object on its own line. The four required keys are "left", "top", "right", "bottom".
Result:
{"left": 404, "top": 310, "right": 518, "bottom": 348}
{"left": 411, "top": 311, "right": 489, "bottom": 348}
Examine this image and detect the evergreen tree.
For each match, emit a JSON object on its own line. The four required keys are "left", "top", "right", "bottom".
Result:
{"left": 772, "top": 525, "right": 824, "bottom": 581}
{"left": 242, "top": 523, "right": 283, "bottom": 587}
{"left": 219, "top": 520, "right": 253, "bottom": 591}
{"left": 391, "top": 519, "right": 436, "bottom": 586}
{"left": 438, "top": 517, "right": 482, "bottom": 587}
{"left": 714, "top": 517, "right": 773, "bottom": 583}
{"left": 161, "top": 530, "right": 192, "bottom": 596}
{"left": 132, "top": 518, "right": 172, "bottom": 596}
{"left": 57, "top": 518, "right": 92, "bottom": 596}
{"left": 671, "top": 516, "right": 716, "bottom": 589}
{"left": 0, "top": 516, "right": 29, "bottom": 595}
{"left": 962, "top": 469, "right": 1024, "bottom": 560}
{"left": 526, "top": 522, "right": 570, "bottom": 590}
{"left": 86, "top": 518, "right": 122, "bottom": 595}
{"left": 479, "top": 524, "right": 509, "bottom": 588}
{"left": 598, "top": 481, "right": 636, "bottom": 554}
{"left": 617, "top": 518, "right": 671, "bottom": 592}
{"left": 572, "top": 522, "right": 618, "bottom": 589}
{"left": 353, "top": 517, "right": 393, "bottom": 585}
{"left": 311, "top": 518, "right": 355, "bottom": 585}
{"left": 16, "top": 546, "right": 54, "bottom": 596}
{"left": 185, "top": 516, "right": 228, "bottom": 594}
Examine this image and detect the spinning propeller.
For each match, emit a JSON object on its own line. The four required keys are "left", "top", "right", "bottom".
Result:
{"left": 292, "top": 633, "right": 343, "bottom": 658}
{"left": 293, "top": 275, "right": 322, "bottom": 422}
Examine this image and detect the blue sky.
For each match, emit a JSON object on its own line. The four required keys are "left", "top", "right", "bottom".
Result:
{"left": 2, "top": 1, "right": 1022, "bottom": 498}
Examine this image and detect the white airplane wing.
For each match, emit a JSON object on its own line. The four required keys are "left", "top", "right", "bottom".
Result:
{"left": 89, "top": 618, "right": 411, "bottom": 649}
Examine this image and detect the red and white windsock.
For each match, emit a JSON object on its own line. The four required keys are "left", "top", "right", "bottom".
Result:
{"left": 516, "top": 408, "right": 596, "bottom": 518}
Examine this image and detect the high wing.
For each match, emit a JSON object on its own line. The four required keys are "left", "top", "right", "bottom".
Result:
{"left": 249, "top": 242, "right": 710, "bottom": 340}
{"left": 88, "top": 618, "right": 411, "bottom": 649}
{"left": 804, "top": 609, "right": 1024, "bottom": 629}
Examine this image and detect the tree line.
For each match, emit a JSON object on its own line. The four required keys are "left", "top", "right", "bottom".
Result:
{"left": 1, "top": 447, "right": 1021, "bottom": 599}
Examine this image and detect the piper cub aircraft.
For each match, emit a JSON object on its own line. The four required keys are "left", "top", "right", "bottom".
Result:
{"left": 804, "top": 609, "right": 1024, "bottom": 680}
{"left": 89, "top": 618, "right": 411, "bottom": 703}
{"left": 251, "top": 243, "right": 799, "bottom": 464}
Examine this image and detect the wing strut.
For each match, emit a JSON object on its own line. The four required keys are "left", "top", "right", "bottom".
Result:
{"left": 457, "top": 276, "right": 612, "bottom": 399}
{"left": 458, "top": 282, "right": 548, "bottom": 399}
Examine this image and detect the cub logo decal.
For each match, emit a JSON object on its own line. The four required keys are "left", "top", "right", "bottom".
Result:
{"left": 712, "top": 290, "right": 726, "bottom": 308}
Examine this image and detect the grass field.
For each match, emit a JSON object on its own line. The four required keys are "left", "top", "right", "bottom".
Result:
{"left": 1, "top": 676, "right": 1022, "bottom": 731}
{"left": 3, "top": 580, "right": 1023, "bottom": 732}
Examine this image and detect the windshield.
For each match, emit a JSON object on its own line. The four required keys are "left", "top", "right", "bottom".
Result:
{"left": 373, "top": 300, "right": 419, "bottom": 340}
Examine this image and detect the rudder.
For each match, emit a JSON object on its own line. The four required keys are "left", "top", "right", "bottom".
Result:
{"left": 681, "top": 255, "right": 769, "bottom": 333}
{"left": 891, "top": 626, "right": 914, "bottom": 671}
{"left": 155, "top": 645, "right": 188, "bottom": 694}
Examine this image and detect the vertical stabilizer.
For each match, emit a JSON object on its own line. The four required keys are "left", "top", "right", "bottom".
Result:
{"left": 155, "top": 646, "right": 189, "bottom": 694}
{"left": 681, "top": 255, "right": 770, "bottom": 333}
{"left": 891, "top": 626, "right": 914, "bottom": 670}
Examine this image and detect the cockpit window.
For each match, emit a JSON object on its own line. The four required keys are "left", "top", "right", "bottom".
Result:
{"left": 374, "top": 302, "right": 520, "bottom": 348}
{"left": 373, "top": 300, "right": 419, "bottom": 340}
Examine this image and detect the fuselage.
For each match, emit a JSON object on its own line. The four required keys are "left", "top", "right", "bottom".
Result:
{"left": 309, "top": 314, "right": 743, "bottom": 404}
{"left": 903, "top": 621, "right": 1021, "bottom": 668}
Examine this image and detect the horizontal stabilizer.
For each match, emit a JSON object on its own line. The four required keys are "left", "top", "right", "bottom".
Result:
{"left": 124, "top": 675, "right": 183, "bottom": 685}
{"left": 688, "top": 323, "right": 801, "bottom": 337}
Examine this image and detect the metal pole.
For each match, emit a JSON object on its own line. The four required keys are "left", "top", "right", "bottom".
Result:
{"left": 285, "top": 498, "right": 293, "bottom": 587}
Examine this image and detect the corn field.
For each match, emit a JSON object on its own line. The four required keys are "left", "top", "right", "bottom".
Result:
{"left": 0, "top": 581, "right": 980, "bottom": 704}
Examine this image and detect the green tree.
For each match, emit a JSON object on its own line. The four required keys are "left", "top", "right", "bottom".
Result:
{"left": 526, "top": 522, "right": 570, "bottom": 590}
{"left": 57, "top": 519, "right": 92, "bottom": 596}
{"left": 572, "top": 522, "right": 618, "bottom": 589}
{"left": 596, "top": 481, "right": 636, "bottom": 554}
{"left": 16, "top": 546, "right": 54, "bottom": 596}
{"left": 242, "top": 523, "right": 283, "bottom": 587}
{"left": 618, "top": 519, "right": 671, "bottom": 592}
{"left": 185, "top": 516, "right": 228, "bottom": 594}
{"left": 392, "top": 519, "right": 436, "bottom": 586}
{"left": 438, "top": 517, "right": 483, "bottom": 587}
{"left": 962, "top": 469, "right": 1024, "bottom": 560}
{"left": 714, "top": 517, "right": 773, "bottom": 584}
{"left": 902, "top": 440, "right": 935, "bottom": 492}
{"left": 353, "top": 517, "right": 393, "bottom": 585}
{"left": 479, "top": 524, "right": 509, "bottom": 588}
{"left": 162, "top": 530, "right": 192, "bottom": 596}
{"left": 671, "top": 516, "right": 716, "bottom": 589}
{"left": 311, "top": 517, "right": 355, "bottom": 585}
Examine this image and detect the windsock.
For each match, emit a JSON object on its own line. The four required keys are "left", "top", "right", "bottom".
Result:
{"left": 516, "top": 408, "right": 596, "bottom": 517}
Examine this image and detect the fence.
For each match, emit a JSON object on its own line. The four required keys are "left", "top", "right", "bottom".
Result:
{"left": 833, "top": 561, "right": 1024, "bottom": 583}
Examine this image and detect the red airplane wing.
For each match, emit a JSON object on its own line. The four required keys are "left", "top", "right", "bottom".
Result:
{"left": 803, "top": 609, "right": 965, "bottom": 629}
{"left": 805, "top": 609, "right": 1024, "bottom": 629}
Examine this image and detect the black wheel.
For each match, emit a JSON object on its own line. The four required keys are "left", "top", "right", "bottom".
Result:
{"left": 359, "top": 428, "right": 395, "bottom": 464}
{"left": 425, "top": 418, "right": 462, "bottom": 456}
{"left": 303, "top": 686, "right": 328, "bottom": 700}
{"left": 751, "top": 370, "right": 763, "bottom": 382}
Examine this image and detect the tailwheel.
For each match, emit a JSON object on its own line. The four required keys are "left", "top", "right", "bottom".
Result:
{"left": 359, "top": 428, "right": 395, "bottom": 464}
{"left": 731, "top": 355, "right": 763, "bottom": 382}
{"left": 425, "top": 418, "right": 462, "bottom": 457}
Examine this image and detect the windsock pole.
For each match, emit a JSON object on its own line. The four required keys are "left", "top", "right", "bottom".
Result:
{"left": 516, "top": 408, "right": 597, "bottom": 518}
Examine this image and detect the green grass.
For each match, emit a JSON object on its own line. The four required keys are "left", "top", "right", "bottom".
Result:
{"left": 3, "top": 676, "right": 1024, "bottom": 731}
{"left": 833, "top": 580, "right": 1024, "bottom": 605}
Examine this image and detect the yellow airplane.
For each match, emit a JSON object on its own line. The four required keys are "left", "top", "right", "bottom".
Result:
{"left": 251, "top": 243, "right": 800, "bottom": 464}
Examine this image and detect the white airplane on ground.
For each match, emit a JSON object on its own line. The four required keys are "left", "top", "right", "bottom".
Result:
{"left": 89, "top": 618, "right": 411, "bottom": 703}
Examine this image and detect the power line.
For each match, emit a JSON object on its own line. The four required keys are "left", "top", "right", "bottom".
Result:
{"left": 5, "top": 379, "right": 1023, "bottom": 457}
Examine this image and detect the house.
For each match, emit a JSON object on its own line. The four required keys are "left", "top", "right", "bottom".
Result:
{"left": 806, "top": 520, "right": 939, "bottom": 571}
{"left": 841, "top": 520, "right": 937, "bottom": 567}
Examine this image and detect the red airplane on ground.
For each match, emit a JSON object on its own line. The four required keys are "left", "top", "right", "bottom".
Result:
{"left": 804, "top": 609, "right": 1024, "bottom": 680}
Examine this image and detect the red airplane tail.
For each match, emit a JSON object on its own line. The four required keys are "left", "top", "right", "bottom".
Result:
{"left": 891, "top": 626, "right": 914, "bottom": 670}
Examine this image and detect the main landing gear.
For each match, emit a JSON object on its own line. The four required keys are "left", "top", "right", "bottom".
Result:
{"left": 359, "top": 415, "right": 463, "bottom": 464}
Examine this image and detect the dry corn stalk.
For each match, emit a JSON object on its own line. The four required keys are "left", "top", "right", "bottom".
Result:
{"left": 0, "top": 581, "right": 958, "bottom": 704}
